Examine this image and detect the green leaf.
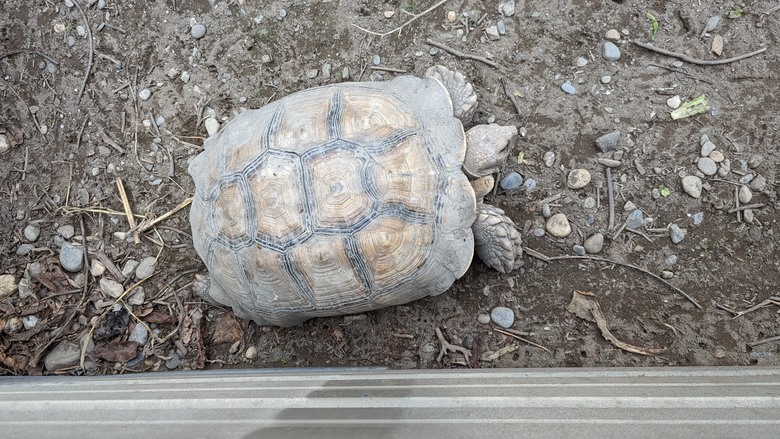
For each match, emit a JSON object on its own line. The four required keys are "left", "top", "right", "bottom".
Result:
{"left": 728, "top": 9, "right": 745, "bottom": 19}
{"left": 659, "top": 185, "right": 671, "bottom": 197}
{"left": 646, "top": 12, "right": 659, "bottom": 41}
{"left": 517, "top": 151, "right": 525, "bottom": 165}
{"left": 670, "top": 94, "right": 711, "bottom": 120}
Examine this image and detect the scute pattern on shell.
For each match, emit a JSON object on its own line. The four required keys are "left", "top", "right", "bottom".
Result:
{"left": 189, "top": 76, "right": 477, "bottom": 326}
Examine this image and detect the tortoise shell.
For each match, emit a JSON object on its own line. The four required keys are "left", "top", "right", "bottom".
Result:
{"left": 189, "top": 75, "right": 476, "bottom": 326}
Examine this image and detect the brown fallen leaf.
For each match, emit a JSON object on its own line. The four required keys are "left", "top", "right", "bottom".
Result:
{"left": 712, "top": 34, "right": 724, "bottom": 56}
{"left": 212, "top": 312, "right": 245, "bottom": 344}
{"left": 90, "top": 340, "right": 139, "bottom": 363}
{"left": 566, "top": 290, "right": 669, "bottom": 356}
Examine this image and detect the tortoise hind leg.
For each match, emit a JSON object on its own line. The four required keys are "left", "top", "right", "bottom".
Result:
{"left": 425, "top": 65, "right": 478, "bottom": 121}
{"left": 472, "top": 204, "right": 523, "bottom": 274}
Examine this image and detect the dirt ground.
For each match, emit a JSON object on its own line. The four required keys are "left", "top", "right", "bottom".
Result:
{"left": 1, "top": 0, "right": 779, "bottom": 375}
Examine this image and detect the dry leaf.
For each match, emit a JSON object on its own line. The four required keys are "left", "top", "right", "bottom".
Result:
{"left": 212, "top": 313, "right": 245, "bottom": 344}
{"left": 90, "top": 340, "right": 139, "bottom": 363}
{"left": 567, "top": 290, "right": 669, "bottom": 356}
{"left": 712, "top": 34, "right": 724, "bottom": 56}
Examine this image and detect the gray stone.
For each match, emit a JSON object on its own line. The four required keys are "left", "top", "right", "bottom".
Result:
{"left": 16, "top": 244, "right": 33, "bottom": 256}
{"left": 595, "top": 131, "right": 620, "bottom": 152}
{"left": 561, "top": 81, "right": 576, "bottom": 94}
{"left": 699, "top": 134, "right": 711, "bottom": 146}
{"left": 743, "top": 209, "right": 755, "bottom": 224}
{"left": 128, "top": 287, "right": 145, "bottom": 305}
{"left": 97, "top": 0, "right": 106, "bottom": 9}
{"left": 739, "top": 174, "right": 754, "bottom": 185}
{"left": 681, "top": 175, "right": 703, "bottom": 198}
{"left": 665, "top": 255, "right": 678, "bottom": 266}
{"left": 44, "top": 340, "right": 81, "bottom": 371}
{"left": 129, "top": 324, "right": 149, "bottom": 346}
{"left": 702, "top": 16, "right": 720, "bottom": 34}
{"left": 278, "top": 8, "right": 287, "bottom": 19}
{"left": 60, "top": 243, "right": 84, "bottom": 272}
{"left": 485, "top": 26, "right": 500, "bottom": 41}
{"left": 546, "top": 213, "right": 572, "bottom": 238}
{"left": 191, "top": 24, "right": 206, "bottom": 39}
{"left": 342, "top": 67, "right": 350, "bottom": 80}
{"left": 90, "top": 259, "right": 106, "bottom": 277}
{"left": 661, "top": 270, "right": 674, "bottom": 279}
{"left": 543, "top": 151, "right": 555, "bottom": 167}
{"left": 748, "top": 154, "right": 764, "bottom": 169}
{"left": 626, "top": 209, "right": 644, "bottom": 230}
{"left": 532, "top": 228, "right": 546, "bottom": 237}
{"left": 583, "top": 233, "right": 604, "bottom": 254}
{"left": 749, "top": 174, "right": 767, "bottom": 192}
{"left": 372, "top": 54, "right": 381, "bottom": 66}
{"left": 541, "top": 203, "right": 552, "bottom": 218}
{"left": 572, "top": 245, "right": 586, "bottom": 256}
{"left": 601, "top": 75, "right": 612, "bottom": 84}
{"left": 522, "top": 178, "right": 537, "bottom": 192}
{"left": 623, "top": 201, "right": 637, "bottom": 212}
{"left": 24, "top": 224, "right": 40, "bottom": 242}
{"left": 708, "top": 150, "right": 725, "bottom": 163}
{"left": 165, "top": 354, "right": 181, "bottom": 370}
{"left": 601, "top": 42, "right": 621, "bottom": 61}
{"left": 738, "top": 185, "right": 753, "bottom": 204}
{"left": 597, "top": 158, "right": 621, "bottom": 168}
{"left": 700, "top": 141, "right": 717, "bottom": 157}
{"left": 582, "top": 197, "right": 596, "bottom": 209}
{"left": 567, "top": 168, "right": 591, "bottom": 189}
{"left": 477, "top": 313, "right": 491, "bottom": 324}
{"left": 67, "top": 35, "right": 76, "bottom": 47}
{"left": 57, "top": 225, "right": 75, "bottom": 239}
{"left": 135, "top": 256, "right": 158, "bottom": 280}
{"left": 138, "top": 88, "right": 152, "bottom": 101}
{"left": 670, "top": 224, "right": 687, "bottom": 244}
{"left": 490, "top": 306, "right": 515, "bottom": 328}
{"left": 122, "top": 259, "right": 139, "bottom": 278}
{"left": 692, "top": 212, "right": 704, "bottom": 225}
{"left": 100, "top": 277, "right": 124, "bottom": 298}
{"left": 575, "top": 56, "right": 588, "bottom": 67}
{"left": 306, "top": 69, "right": 318, "bottom": 79}
{"left": 496, "top": 20, "right": 506, "bottom": 35}
{"left": 500, "top": 171, "right": 523, "bottom": 190}
{"left": 321, "top": 63, "right": 331, "bottom": 79}
{"left": 500, "top": 0, "right": 515, "bottom": 16}
{"left": 697, "top": 157, "right": 717, "bottom": 176}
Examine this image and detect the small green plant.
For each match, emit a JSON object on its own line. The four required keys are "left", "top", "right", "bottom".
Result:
{"left": 728, "top": 9, "right": 745, "bottom": 19}
{"left": 646, "top": 12, "right": 659, "bottom": 40}
{"left": 279, "top": 356, "right": 288, "bottom": 364}
{"left": 516, "top": 151, "right": 525, "bottom": 165}
{"left": 659, "top": 185, "right": 671, "bottom": 197}
{"left": 405, "top": 0, "right": 419, "bottom": 14}
{"left": 700, "top": 239, "right": 710, "bottom": 252}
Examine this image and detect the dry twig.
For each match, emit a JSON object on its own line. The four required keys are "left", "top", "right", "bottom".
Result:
{"left": 435, "top": 327, "right": 471, "bottom": 364}
{"left": 630, "top": 40, "right": 768, "bottom": 66}
{"left": 115, "top": 178, "right": 137, "bottom": 230}
{"left": 493, "top": 327, "right": 550, "bottom": 353}
{"left": 749, "top": 335, "right": 780, "bottom": 348}
{"left": 72, "top": 0, "right": 94, "bottom": 104}
{"left": 350, "top": 0, "right": 448, "bottom": 37}
{"left": 606, "top": 168, "right": 616, "bottom": 230}
{"left": 500, "top": 77, "right": 522, "bottom": 115}
{"left": 728, "top": 203, "right": 765, "bottom": 213}
{"left": 523, "top": 246, "right": 702, "bottom": 309}
{"left": 425, "top": 39, "right": 499, "bottom": 68}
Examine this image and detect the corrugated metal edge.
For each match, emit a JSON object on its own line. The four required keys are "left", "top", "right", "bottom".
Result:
{"left": 1, "top": 367, "right": 779, "bottom": 438}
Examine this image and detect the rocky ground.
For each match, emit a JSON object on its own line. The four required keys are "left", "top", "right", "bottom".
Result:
{"left": 1, "top": 0, "right": 779, "bottom": 375}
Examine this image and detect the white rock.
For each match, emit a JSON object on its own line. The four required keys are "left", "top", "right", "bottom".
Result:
{"left": 245, "top": 346, "right": 258, "bottom": 359}
{"left": 135, "top": 256, "right": 157, "bottom": 279}
{"left": 666, "top": 95, "right": 681, "bottom": 109}
{"left": 681, "top": 175, "right": 703, "bottom": 198}
{"left": 204, "top": 117, "right": 220, "bottom": 136}
{"left": 738, "top": 185, "right": 752, "bottom": 204}
{"left": 0, "top": 134, "right": 10, "bottom": 155}
{"left": 546, "top": 213, "right": 572, "bottom": 238}
{"left": 90, "top": 259, "right": 106, "bottom": 277}
{"left": 583, "top": 233, "right": 604, "bottom": 254}
{"left": 0, "top": 275, "right": 17, "bottom": 299}
{"left": 567, "top": 168, "right": 591, "bottom": 189}
{"left": 100, "top": 277, "right": 124, "bottom": 298}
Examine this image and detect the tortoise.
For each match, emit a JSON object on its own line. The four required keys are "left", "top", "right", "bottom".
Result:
{"left": 188, "top": 65, "right": 522, "bottom": 327}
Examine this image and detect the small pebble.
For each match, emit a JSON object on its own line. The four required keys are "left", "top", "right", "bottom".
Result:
{"left": 22, "top": 315, "right": 39, "bottom": 330}
{"left": 749, "top": 174, "right": 767, "bottom": 192}
{"left": 567, "top": 169, "right": 591, "bottom": 189}
{"left": 500, "top": 172, "right": 523, "bottom": 190}
{"left": 24, "top": 224, "right": 40, "bottom": 242}
{"left": 605, "top": 29, "right": 620, "bottom": 41}
{"left": 572, "top": 245, "right": 586, "bottom": 256}
{"left": 743, "top": 209, "right": 755, "bottom": 224}
{"left": 561, "top": 81, "right": 576, "bottom": 94}
{"left": 44, "top": 341, "right": 81, "bottom": 371}
{"left": 166, "top": 354, "right": 181, "bottom": 370}
{"left": 447, "top": 11, "right": 457, "bottom": 22}
{"left": 623, "top": 200, "right": 637, "bottom": 211}
{"left": 739, "top": 174, "right": 754, "bottom": 185}
{"left": 429, "top": 47, "right": 438, "bottom": 56}
{"left": 601, "top": 42, "right": 621, "bottom": 61}
{"left": 135, "top": 256, "right": 158, "bottom": 280}
{"left": 497, "top": 20, "right": 506, "bottom": 35}
{"left": 600, "top": 75, "right": 611, "bottom": 84}
{"left": 372, "top": 54, "right": 381, "bottom": 66}
{"left": 522, "top": 178, "right": 537, "bottom": 192}
{"left": 692, "top": 212, "right": 704, "bottom": 225}
{"left": 584, "top": 233, "right": 604, "bottom": 254}
{"left": 543, "top": 151, "right": 555, "bottom": 167}
{"left": 665, "top": 255, "right": 678, "bottom": 265}
{"left": 681, "top": 175, "right": 703, "bottom": 198}
{"left": 383, "top": 10, "right": 394, "bottom": 18}
{"left": 76, "top": 25, "right": 86, "bottom": 37}
{"left": 541, "top": 203, "right": 552, "bottom": 218}
{"left": 60, "top": 243, "right": 84, "bottom": 272}
{"left": 500, "top": 0, "right": 515, "bottom": 16}
{"left": 67, "top": 35, "right": 76, "bottom": 47}
{"left": 702, "top": 16, "right": 720, "bottom": 35}
{"left": 697, "top": 157, "right": 717, "bottom": 176}
{"left": 582, "top": 197, "right": 596, "bottom": 209}
{"left": 100, "top": 277, "right": 124, "bottom": 298}
{"left": 490, "top": 306, "right": 515, "bottom": 329}
{"left": 651, "top": 188, "right": 661, "bottom": 199}
{"left": 322, "top": 63, "right": 331, "bottom": 79}
{"left": 180, "top": 71, "right": 191, "bottom": 83}
{"left": 546, "top": 213, "right": 572, "bottom": 238}
{"left": 138, "top": 88, "right": 152, "bottom": 101}
{"left": 595, "top": 130, "right": 620, "bottom": 152}
{"left": 204, "top": 117, "right": 220, "bottom": 136}
{"left": 670, "top": 223, "right": 687, "bottom": 244}
{"left": 342, "top": 67, "right": 350, "bottom": 80}
{"left": 477, "top": 313, "right": 491, "bottom": 325}
{"left": 485, "top": 26, "right": 500, "bottom": 41}
{"left": 191, "top": 23, "right": 207, "bottom": 39}
{"left": 129, "top": 324, "right": 149, "bottom": 346}
{"left": 16, "top": 244, "right": 33, "bottom": 256}
{"left": 700, "top": 134, "right": 711, "bottom": 146}
{"left": 700, "top": 141, "right": 717, "bottom": 157}
{"left": 738, "top": 185, "right": 753, "bottom": 204}
{"left": 597, "top": 158, "right": 621, "bottom": 168}
{"left": 533, "top": 228, "right": 546, "bottom": 237}
{"left": 245, "top": 345, "right": 258, "bottom": 359}
{"left": 90, "top": 259, "right": 106, "bottom": 277}
{"left": 709, "top": 150, "right": 724, "bottom": 163}
{"left": 666, "top": 95, "right": 681, "bottom": 109}
{"left": 626, "top": 209, "right": 644, "bottom": 230}
{"left": 97, "top": 0, "right": 106, "bottom": 9}
{"left": 57, "top": 224, "right": 75, "bottom": 239}
{"left": 747, "top": 154, "right": 764, "bottom": 169}
{"left": 575, "top": 56, "right": 588, "bottom": 67}
{"left": 661, "top": 270, "right": 674, "bottom": 279}
{"left": 278, "top": 8, "right": 287, "bottom": 19}
{"left": 306, "top": 69, "right": 318, "bottom": 79}
{"left": 718, "top": 159, "right": 731, "bottom": 177}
